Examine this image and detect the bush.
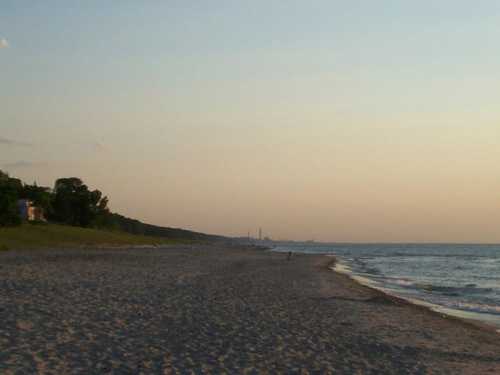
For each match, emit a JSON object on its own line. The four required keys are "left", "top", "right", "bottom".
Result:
{"left": 0, "top": 189, "right": 21, "bottom": 226}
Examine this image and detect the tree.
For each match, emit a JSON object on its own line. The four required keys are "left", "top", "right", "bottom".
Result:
{"left": 51, "top": 177, "right": 109, "bottom": 227}
{"left": 0, "top": 170, "right": 21, "bottom": 226}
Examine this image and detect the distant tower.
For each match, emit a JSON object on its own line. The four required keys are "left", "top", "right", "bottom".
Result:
{"left": 259, "top": 228, "right": 262, "bottom": 241}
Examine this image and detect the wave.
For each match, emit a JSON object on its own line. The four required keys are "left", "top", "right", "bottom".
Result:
{"left": 386, "top": 277, "right": 414, "bottom": 287}
{"left": 443, "top": 301, "right": 500, "bottom": 316}
{"left": 412, "top": 283, "right": 493, "bottom": 296}
{"left": 386, "top": 253, "right": 493, "bottom": 258}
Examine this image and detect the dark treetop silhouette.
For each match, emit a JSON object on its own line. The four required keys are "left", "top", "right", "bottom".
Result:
{"left": 0, "top": 170, "right": 221, "bottom": 241}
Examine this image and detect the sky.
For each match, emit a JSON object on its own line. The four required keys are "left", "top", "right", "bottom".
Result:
{"left": 1, "top": 1, "right": 500, "bottom": 243}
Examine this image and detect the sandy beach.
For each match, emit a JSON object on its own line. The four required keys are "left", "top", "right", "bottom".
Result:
{"left": 1, "top": 245, "right": 499, "bottom": 374}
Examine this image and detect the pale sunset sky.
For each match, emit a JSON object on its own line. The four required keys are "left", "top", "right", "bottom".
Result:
{"left": 1, "top": 1, "right": 500, "bottom": 242}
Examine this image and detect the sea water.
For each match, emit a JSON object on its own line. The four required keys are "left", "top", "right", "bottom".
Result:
{"left": 272, "top": 243, "right": 500, "bottom": 328}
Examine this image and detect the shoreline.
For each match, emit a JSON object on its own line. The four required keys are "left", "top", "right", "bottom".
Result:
{"left": 2, "top": 245, "right": 500, "bottom": 373}
{"left": 327, "top": 255, "right": 500, "bottom": 335}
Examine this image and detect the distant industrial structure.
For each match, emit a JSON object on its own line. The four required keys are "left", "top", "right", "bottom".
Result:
{"left": 242, "top": 228, "right": 273, "bottom": 244}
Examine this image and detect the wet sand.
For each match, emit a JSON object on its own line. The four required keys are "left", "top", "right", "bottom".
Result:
{"left": 1, "top": 245, "right": 499, "bottom": 374}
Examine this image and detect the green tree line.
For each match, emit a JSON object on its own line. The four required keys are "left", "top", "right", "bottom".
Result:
{"left": 0, "top": 170, "right": 221, "bottom": 241}
{"left": 0, "top": 171, "right": 109, "bottom": 227}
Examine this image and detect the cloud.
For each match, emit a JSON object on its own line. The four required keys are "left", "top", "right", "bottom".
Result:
{"left": 0, "top": 38, "right": 8, "bottom": 49}
{"left": 0, "top": 137, "right": 33, "bottom": 147}
{"left": 2, "top": 161, "right": 46, "bottom": 169}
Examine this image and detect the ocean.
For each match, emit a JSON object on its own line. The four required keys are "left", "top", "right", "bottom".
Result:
{"left": 272, "top": 243, "right": 500, "bottom": 328}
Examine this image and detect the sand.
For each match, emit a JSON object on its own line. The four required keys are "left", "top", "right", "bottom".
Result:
{"left": 1, "top": 245, "right": 499, "bottom": 374}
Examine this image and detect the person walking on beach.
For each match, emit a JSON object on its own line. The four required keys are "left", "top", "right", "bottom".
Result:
{"left": 287, "top": 251, "right": 292, "bottom": 261}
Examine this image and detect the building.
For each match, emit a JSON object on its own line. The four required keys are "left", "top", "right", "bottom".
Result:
{"left": 17, "top": 200, "right": 46, "bottom": 222}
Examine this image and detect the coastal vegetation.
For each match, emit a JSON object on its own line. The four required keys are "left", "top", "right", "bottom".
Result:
{"left": 0, "top": 223, "right": 179, "bottom": 250}
{"left": 0, "top": 170, "right": 221, "bottom": 244}
{"left": 0, "top": 170, "right": 23, "bottom": 226}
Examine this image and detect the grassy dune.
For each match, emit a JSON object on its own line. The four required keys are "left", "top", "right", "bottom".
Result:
{"left": 0, "top": 224, "right": 183, "bottom": 250}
